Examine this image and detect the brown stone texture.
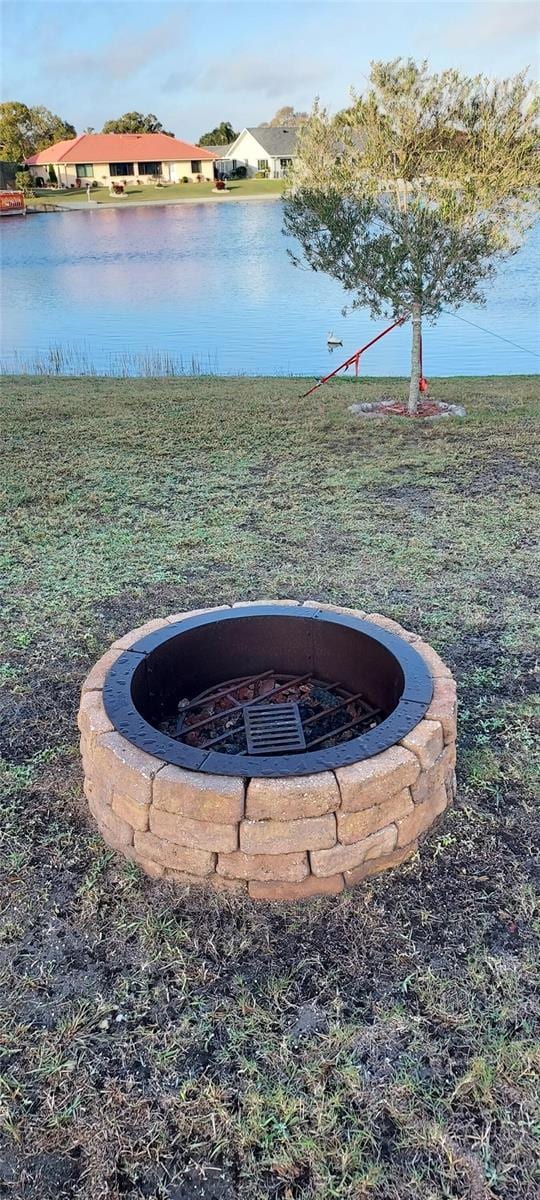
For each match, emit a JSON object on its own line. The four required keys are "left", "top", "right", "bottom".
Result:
{"left": 153, "top": 764, "right": 244, "bottom": 823}
{"left": 344, "top": 842, "right": 418, "bottom": 885}
{"left": 77, "top": 689, "right": 113, "bottom": 745}
{"left": 425, "top": 677, "right": 458, "bottom": 743}
{"left": 413, "top": 639, "right": 453, "bottom": 680}
{"left": 401, "top": 720, "right": 444, "bottom": 770}
{"left": 411, "top": 744, "right": 456, "bottom": 806}
{"left": 125, "top": 847, "right": 165, "bottom": 878}
{"left": 163, "top": 868, "right": 211, "bottom": 886}
{"left": 396, "top": 785, "right": 448, "bottom": 847}
{"left": 249, "top": 874, "right": 344, "bottom": 901}
{"left": 217, "top": 850, "right": 309, "bottom": 882}
{"left": 112, "top": 791, "right": 150, "bottom": 832}
{"left": 133, "top": 831, "right": 216, "bottom": 875}
{"left": 112, "top": 617, "right": 171, "bottom": 651}
{"left": 246, "top": 772, "right": 340, "bottom": 820}
{"left": 150, "top": 807, "right": 238, "bottom": 853}
{"left": 211, "top": 875, "right": 248, "bottom": 894}
{"left": 81, "top": 759, "right": 111, "bottom": 802}
{"left": 166, "top": 604, "right": 231, "bottom": 624}
{"left": 80, "top": 604, "right": 457, "bottom": 899}
{"left": 84, "top": 775, "right": 111, "bottom": 809}
{"left": 310, "top": 824, "right": 397, "bottom": 876}
{"left": 94, "top": 733, "right": 163, "bottom": 804}
{"left": 240, "top": 814, "right": 336, "bottom": 855}
{"left": 302, "top": 600, "right": 367, "bottom": 617}
{"left": 86, "top": 781, "right": 133, "bottom": 850}
{"left": 97, "top": 816, "right": 133, "bottom": 852}
{"left": 336, "top": 745, "right": 420, "bottom": 811}
{"left": 363, "top": 613, "right": 419, "bottom": 642}
{"left": 80, "top": 647, "right": 123, "bottom": 694}
{"left": 233, "top": 599, "right": 301, "bottom": 608}
{"left": 337, "top": 788, "right": 413, "bottom": 844}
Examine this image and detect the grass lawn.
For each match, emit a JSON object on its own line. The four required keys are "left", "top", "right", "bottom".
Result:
{"left": 29, "top": 178, "right": 284, "bottom": 206}
{"left": 1, "top": 374, "right": 539, "bottom": 1200}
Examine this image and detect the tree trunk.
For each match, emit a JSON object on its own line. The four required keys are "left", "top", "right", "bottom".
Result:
{"left": 408, "top": 302, "right": 422, "bottom": 415}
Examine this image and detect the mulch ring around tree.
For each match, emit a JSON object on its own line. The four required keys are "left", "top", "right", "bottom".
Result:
{"left": 350, "top": 397, "right": 466, "bottom": 418}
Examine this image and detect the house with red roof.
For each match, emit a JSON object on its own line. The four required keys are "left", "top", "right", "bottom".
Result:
{"left": 26, "top": 133, "right": 217, "bottom": 189}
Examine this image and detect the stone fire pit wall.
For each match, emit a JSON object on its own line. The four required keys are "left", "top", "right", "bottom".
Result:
{"left": 78, "top": 603, "right": 457, "bottom": 901}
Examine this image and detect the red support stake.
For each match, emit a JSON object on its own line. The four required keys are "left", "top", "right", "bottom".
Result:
{"left": 418, "top": 329, "right": 428, "bottom": 392}
{"left": 301, "top": 317, "right": 407, "bottom": 398}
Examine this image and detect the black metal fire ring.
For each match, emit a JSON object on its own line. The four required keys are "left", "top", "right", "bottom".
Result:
{"left": 102, "top": 605, "right": 433, "bottom": 778}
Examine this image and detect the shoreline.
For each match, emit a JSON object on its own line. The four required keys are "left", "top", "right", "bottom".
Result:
{"left": 27, "top": 192, "right": 283, "bottom": 214}
{"left": 1, "top": 371, "right": 537, "bottom": 382}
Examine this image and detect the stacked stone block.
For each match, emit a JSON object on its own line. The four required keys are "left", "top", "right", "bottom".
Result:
{"left": 78, "top": 603, "right": 457, "bottom": 901}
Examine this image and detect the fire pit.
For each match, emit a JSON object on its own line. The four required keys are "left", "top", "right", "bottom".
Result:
{"left": 78, "top": 602, "right": 457, "bottom": 900}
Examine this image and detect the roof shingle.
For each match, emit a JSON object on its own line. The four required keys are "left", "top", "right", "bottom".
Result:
{"left": 245, "top": 127, "right": 298, "bottom": 156}
{"left": 26, "top": 133, "right": 217, "bottom": 166}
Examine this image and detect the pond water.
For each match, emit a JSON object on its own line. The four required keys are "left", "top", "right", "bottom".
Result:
{"left": 1, "top": 200, "right": 538, "bottom": 376}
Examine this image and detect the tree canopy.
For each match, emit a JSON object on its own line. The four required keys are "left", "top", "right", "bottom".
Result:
{"left": 284, "top": 60, "right": 539, "bottom": 411}
{"left": 101, "top": 112, "right": 174, "bottom": 136}
{"left": 263, "top": 106, "right": 308, "bottom": 128}
{"left": 0, "top": 101, "right": 76, "bottom": 161}
{"left": 198, "top": 121, "right": 239, "bottom": 146}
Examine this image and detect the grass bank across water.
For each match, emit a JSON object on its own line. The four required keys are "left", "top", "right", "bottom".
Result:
{"left": 1, "top": 375, "right": 538, "bottom": 1199}
{"left": 28, "top": 177, "right": 284, "bottom": 209}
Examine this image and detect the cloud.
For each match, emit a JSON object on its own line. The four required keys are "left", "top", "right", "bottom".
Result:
{"left": 51, "top": 12, "right": 183, "bottom": 83}
{"left": 197, "top": 55, "right": 329, "bottom": 98}
{"left": 444, "top": 1, "right": 539, "bottom": 51}
{"left": 161, "top": 52, "right": 330, "bottom": 100}
{"left": 161, "top": 69, "right": 199, "bottom": 94}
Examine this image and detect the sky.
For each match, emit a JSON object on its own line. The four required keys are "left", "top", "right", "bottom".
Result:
{"left": 1, "top": 0, "right": 538, "bottom": 142}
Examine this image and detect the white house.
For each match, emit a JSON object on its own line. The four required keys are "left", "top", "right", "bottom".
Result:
{"left": 222, "top": 127, "right": 298, "bottom": 179}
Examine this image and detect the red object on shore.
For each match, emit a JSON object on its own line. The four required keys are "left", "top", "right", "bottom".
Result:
{"left": 418, "top": 330, "right": 428, "bottom": 392}
{"left": 0, "top": 190, "right": 25, "bottom": 215}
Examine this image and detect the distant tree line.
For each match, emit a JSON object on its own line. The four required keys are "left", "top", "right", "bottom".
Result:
{"left": 197, "top": 109, "right": 308, "bottom": 145}
{"left": 0, "top": 102, "right": 76, "bottom": 162}
{"left": 0, "top": 105, "right": 176, "bottom": 161}
{"left": 260, "top": 106, "right": 308, "bottom": 127}
{"left": 198, "top": 121, "right": 238, "bottom": 146}
{"left": 101, "top": 112, "right": 175, "bottom": 136}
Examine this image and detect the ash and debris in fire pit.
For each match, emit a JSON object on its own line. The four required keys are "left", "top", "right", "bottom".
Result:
{"left": 158, "top": 672, "right": 384, "bottom": 755}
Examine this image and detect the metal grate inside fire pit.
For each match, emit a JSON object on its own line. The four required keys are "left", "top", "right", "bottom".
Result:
{"left": 244, "top": 703, "right": 306, "bottom": 755}
{"left": 159, "top": 670, "right": 384, "bottom": 756}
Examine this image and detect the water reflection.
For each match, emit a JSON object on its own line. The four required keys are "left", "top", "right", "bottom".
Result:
{"left": 1, "top": 202, "right": 538, "bottom": 375}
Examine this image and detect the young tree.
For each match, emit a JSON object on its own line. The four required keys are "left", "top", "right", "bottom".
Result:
{"left": 198, "top": 121, "right": 239, "bottom": 146}
{"left": 15, "top": 169, "right": 33, "bottom": 196}
{"left": 102, "top": 112, "right": 174, "bottom": 136}
{"left": 284, "top": 61, "right": 539, "bottom": 412}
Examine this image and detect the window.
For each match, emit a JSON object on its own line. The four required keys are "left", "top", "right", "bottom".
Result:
{"left": 191, "top": 160, "right": 202, "bottom": 174}
{"left": 280, "top": 158, "right": 292, "bottom": 170}
{"left": 257, "top": 159, "right": 269, "bottom": 171}
{"left": 138, "top": 161, "right": 162, "bottom": 175}
{"left": 75, "top": 164, "right": 94, "bottom": 178}
{"left": 109, "top": 162, "right": 134, "bottom": 177}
